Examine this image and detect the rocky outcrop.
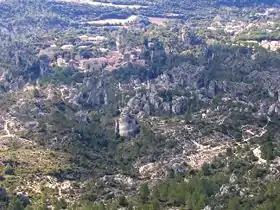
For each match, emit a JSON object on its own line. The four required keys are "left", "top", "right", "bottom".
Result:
{"left": 138, "top": 162, "right": 164, "bottom": 179}
{"left": 229, "top": 173, "right": 238, "bottom": 184}
{"left": 101, "top": 174, "right": 136, "bottom": 191}
{"left": 77, "top": 78, "right": 114, "bottom": 108}
{"left": 172, "top": 96, "right": 186, "bottom": 114}
{"left": 208, "top": 80, "right": 217, "bottom": 98}
{"left": 115, "top": 114, "right": 140, "bottom": 137}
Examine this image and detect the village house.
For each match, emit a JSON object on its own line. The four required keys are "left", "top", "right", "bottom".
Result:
{"left": 261, "top": 40, "right": 280, "bottom": 51}
{"left": 78, "top": 35, "right": 108, "bottom": 44}
{"left": 55, "top": 45, "right": 146, "bottom": 72}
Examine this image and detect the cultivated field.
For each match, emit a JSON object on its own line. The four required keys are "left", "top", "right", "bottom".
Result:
{"left": 87, "top": 15, "right": 139, "bottom": 25}
{"left": 148, "top": 17, "right": 176, "bottom": 25}
{"left": 56, "top": 0, "right": 147, "bottom": 8}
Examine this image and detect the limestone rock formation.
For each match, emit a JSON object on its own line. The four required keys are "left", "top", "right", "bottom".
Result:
{"left": 115, "top": 114, "right": 140, "bottom": 137}
{"left": 172, "top": 96, "right": 186, "bottom": 114}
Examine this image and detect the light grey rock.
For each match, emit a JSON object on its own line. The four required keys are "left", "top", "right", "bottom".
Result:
{"left": 259, "top": 102, "right": 268, "bottom": 116}
{"left": 162, "top": 102, "right": 171, "bottom": 113}
{"left": 268, "top": 89, "right": 275, "bottom": 98}
{"left": 219, "top": 184, "right": 229, "bottom": 196}
{"left": 149, "top": 94, "right": 161, "bottom": 109}
{"left": 143, "top": 103, "right": 151, "bottom": 115}
{"left": 104, "top": 91, "right": 108, "bottom": 105}
{"left": 75, "top": 111, "right": 88, "bottom": 122}
{"left": 137, "top": 111, "right": 147, "bottom": 119}
{"left": 202, "top": 205, "right": 212, "bottom": 210}
{"left": 275, "top": 104, "right": 280, "bottom": 116}
{"left": 208, "top": 80, "right": 217, "bottom": 98}
{"left": 229, "top": 173, "right": 238, "bottom": 184}
{"left": 0, "top": 118, "right": 4, "bottom": 132}
{"left": 115, "top": 114, "right": 139, "bottom": 137}
{"left": 172, "top": 96, "right": 186, "bottom": 114}
{"left": 268, "top": 104, "right": 276, "bottom": 116}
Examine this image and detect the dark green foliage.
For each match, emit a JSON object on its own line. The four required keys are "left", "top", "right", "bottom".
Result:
{"left": 113, "top": 66, "right": 151, "bottom": 82}
{"left": 143, "top": 174, "right": 225, "bottom": 209}
{"left": 139, "top": 183, "right": 150, "bottom": 204}
{"left": 3, "top": 165, "right": 15, "bottom": 176}
{"left": 39, "top": 67, "right": 76, "bottom": 85}
{"left": 158, "top": 89, "right": 173, "bottom": 102}
{"left": 129, "top": 153, "right": 280, "bottom": 209}
{"left": 201, "top": 163, "right": 211, "bottom": 176}
{"left": 54, "top": 198, "right": 67, "bottom": 210}
{"left": 7, "top": 197, "right": 24, "bottom": 210}
{"left": 261, "top": 135, "right": 276, "bottom": 161}
{"left": 247, "top": 150, "right": 258, "bottom": 162}
{"left": 118, "top": 196, "right": 129, "bottom": 207}
{"left": 227, "top": 197, "right": 241, "bottom": 210}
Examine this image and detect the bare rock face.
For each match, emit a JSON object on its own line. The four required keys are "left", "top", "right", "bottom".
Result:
{"left": 268, "top": 103, "right": 276, "bottom": 116}
{"left": 208, "top": 80, "right": 217, "bottom": 98}
{"left": 115, "top": 114, "right": 140, "bottom": 137}
{"left": 0, "top": 117, "right": 4, "bottom": 132}
{"left": 101, "top": 174, "right": 136, "bottom": 191}
{"left": 162, "top": 102, "right": 171, "bottom": 113}
{"left": 74, "top": 111, "right": 88, "bottom": 122}
{"left": 138, "top": 162, "right": 162, "bottom": 179}
{"left": 172, "top": 96, "right": 186, "bottom": 114}
{"left": 229, "top": 173, "right": 238, "bottom": 184}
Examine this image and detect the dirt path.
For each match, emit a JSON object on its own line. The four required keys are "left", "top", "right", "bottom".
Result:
{"left": 191, "top": 140, "right": 210, "bottom": 150}
{"left": 3, "top": 120, "right": 11, "bottom": 137}
{"left": 0, "top": 119, "right": 34, "bottom": 147}
{"left": 2, "top": 121, "right": 11, "bottom": 137}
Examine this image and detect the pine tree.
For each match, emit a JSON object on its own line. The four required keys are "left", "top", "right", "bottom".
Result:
{"left": 139, "top": 183, "right": 150, "bottom": 204}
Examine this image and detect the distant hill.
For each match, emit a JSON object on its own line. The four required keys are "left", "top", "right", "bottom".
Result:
{"left": 218, "top": 0, "right": 280, "bottom": 6}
